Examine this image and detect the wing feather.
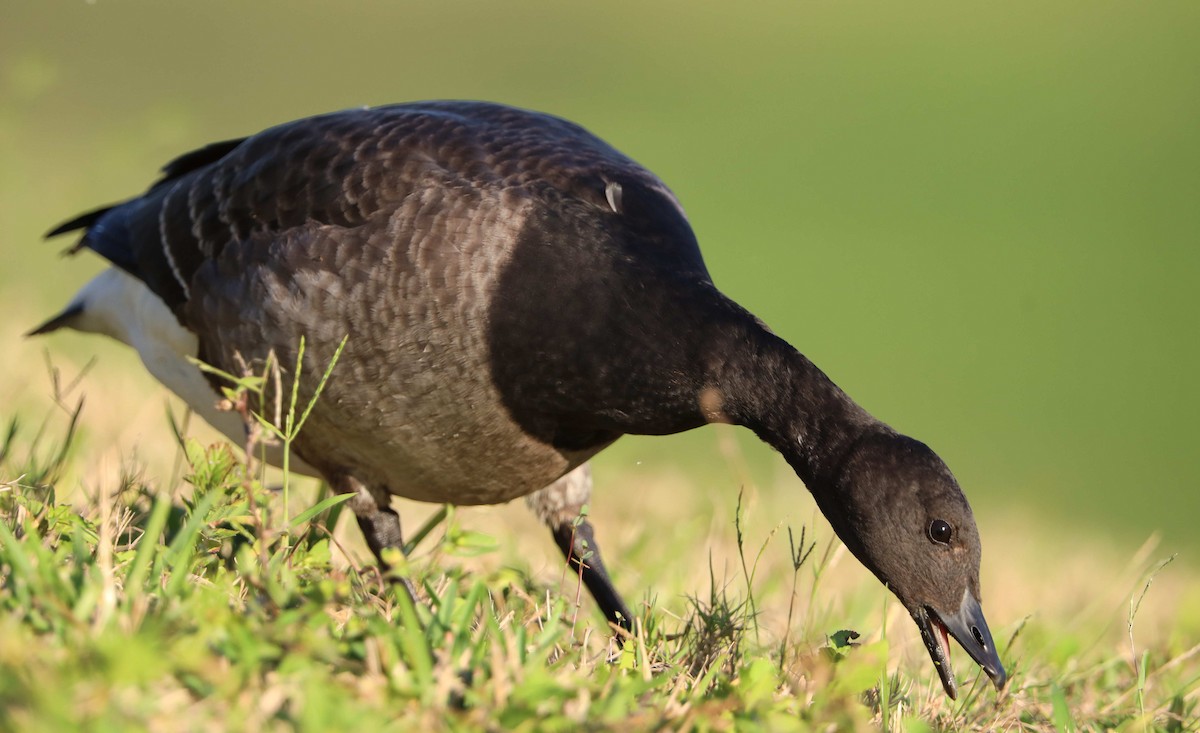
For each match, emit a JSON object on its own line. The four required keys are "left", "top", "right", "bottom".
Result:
{"left": 46, "top": 101, "right": 696, "bottom": 318}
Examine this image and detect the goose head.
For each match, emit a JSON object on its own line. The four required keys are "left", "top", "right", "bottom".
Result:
{"left": 820, "top": 430, "right": 1007, "bottom": 698}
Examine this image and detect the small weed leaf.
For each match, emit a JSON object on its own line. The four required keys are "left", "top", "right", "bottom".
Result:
{"left": 824, "top": 629, "right": 862, "bottom": 661}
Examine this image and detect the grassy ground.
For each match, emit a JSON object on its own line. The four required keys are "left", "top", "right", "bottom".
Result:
{"left": 4, "top": 3, "right": 1197, "bottom": 728}
{"left": 2, "top": 330, "right": 1198, "bottom": 732}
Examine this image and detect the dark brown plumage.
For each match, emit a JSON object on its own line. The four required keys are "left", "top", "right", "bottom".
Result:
{"left": 38, "top": 100, "right": 1005, "bottom": 698}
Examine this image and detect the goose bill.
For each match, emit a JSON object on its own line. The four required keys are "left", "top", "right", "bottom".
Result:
{"left": 914, "top": 590, "right": 1007, "bottom": 700}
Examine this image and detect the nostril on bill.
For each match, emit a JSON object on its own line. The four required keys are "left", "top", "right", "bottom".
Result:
{"left": 971, "top": 625, "right": 986, "bottom": 648}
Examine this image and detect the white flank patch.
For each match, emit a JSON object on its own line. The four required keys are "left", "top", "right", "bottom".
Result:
{"left": 52, "top": 268, "right": 317, "bottom": 476}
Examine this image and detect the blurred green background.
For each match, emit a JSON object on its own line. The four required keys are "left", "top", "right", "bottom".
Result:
{"left": 2, "top": 1, "right": 1197, "bottom": 554}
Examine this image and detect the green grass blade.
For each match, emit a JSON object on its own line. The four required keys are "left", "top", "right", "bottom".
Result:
{"left": 394, "top": 584, "right": 434, "bottom": 691}
{"left": 286, "top": 336, "right": 306, "bottom": 438}
{"left": 291, "top": 334, "right": 348, "bottom": 438}
{"left": 162, "top": 489, "right": 223, "bottom": 596}
{"left": 288, "top": 492, "right": 355, "bottom": 528}
{"left": 402, "top": 505, "right": 449, "bottom": 556}
{"left": 124, "top": 492, "right": 173, "bottom": 603}
{"left": 0, "top": 518, "right": 35, "bottom": 608}
{"left": 0, "top": 415, "right": 20, "bottom": 466}
{"left": 187, "top": 357, "right": 264, "bottom": 392}
{"left": 435, "top": 577, "right": 459, "bottom": 634}
{"left": 1049, "top": 683, "right": 1075, "bottom": 732}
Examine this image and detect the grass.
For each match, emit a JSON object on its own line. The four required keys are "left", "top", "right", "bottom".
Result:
{"left": 2, "top": 355, "right": 1199, "bottom": 733}
{"left": 4, "top": 3, "right": 1196, "bottom": 725}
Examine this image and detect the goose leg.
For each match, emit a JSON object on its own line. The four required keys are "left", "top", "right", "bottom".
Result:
{"left": 526, "top": 463, "right": 633, "bottom": 632}
{"left": 342, "top": 475, "right": 420, "bottom": 603}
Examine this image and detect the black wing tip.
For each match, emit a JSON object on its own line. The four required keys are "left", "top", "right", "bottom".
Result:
{"left": 45, "top": 205, "right": 116, "bottom": 239}
{"left": 45, "top": 136, "right": 245, "bottom": 241}
{"left": 26, "top": 303, "right": 85, "bottom": 338}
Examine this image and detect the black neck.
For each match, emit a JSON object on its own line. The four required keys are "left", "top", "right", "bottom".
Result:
{"left": 697, "top": 297, "right": 881, "bottom": 489}
{"left": 488, "top": 244, "right": 881, "bottom": 475}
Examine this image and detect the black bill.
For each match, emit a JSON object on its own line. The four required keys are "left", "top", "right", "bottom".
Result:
{"left": 914, "top": 590, "right": 1007, "bottom": 699}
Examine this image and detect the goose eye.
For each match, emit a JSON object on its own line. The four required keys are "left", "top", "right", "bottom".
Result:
{"left": 928, "top": 519, "right": 953, "bottom": 544}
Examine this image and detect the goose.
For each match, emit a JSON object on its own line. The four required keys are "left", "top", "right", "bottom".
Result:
{"left": 32, "top": 100, "right": 1005, "bottom": 698}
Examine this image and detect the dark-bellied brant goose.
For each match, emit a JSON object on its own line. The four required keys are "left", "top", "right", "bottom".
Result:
{"left": 32, "top": 101, "right": 1005, "bottom": 698}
